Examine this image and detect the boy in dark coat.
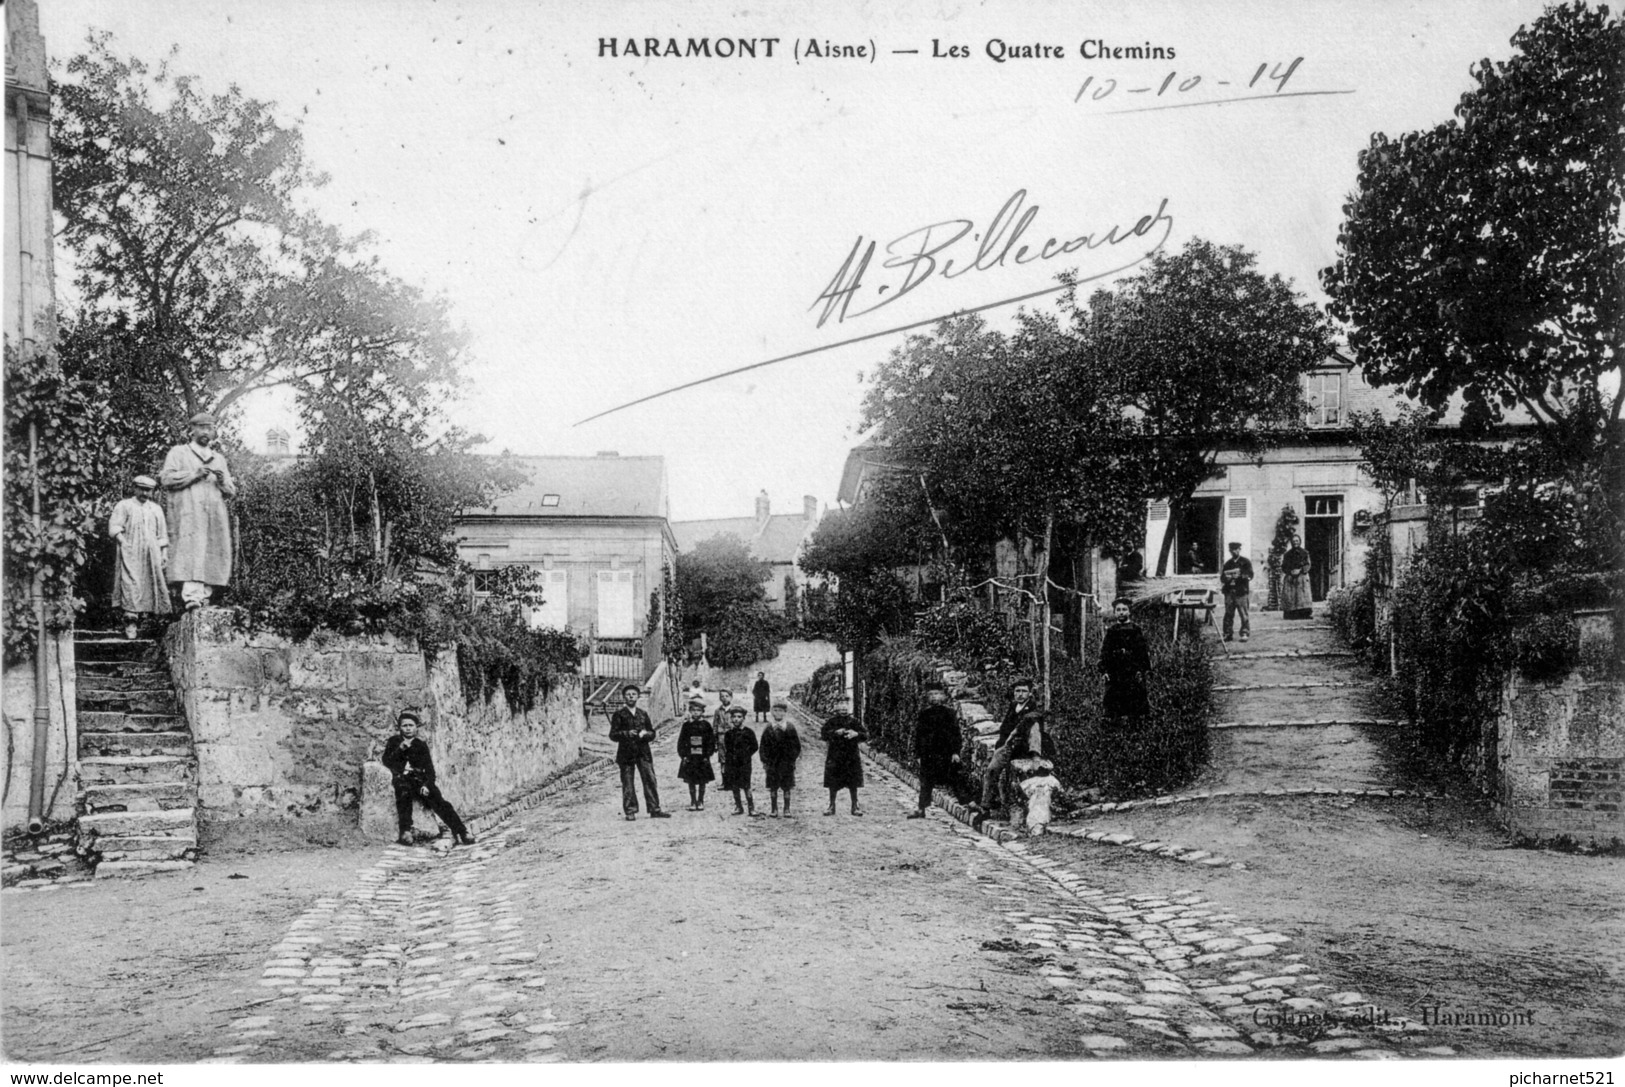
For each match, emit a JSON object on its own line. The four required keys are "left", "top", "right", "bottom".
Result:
{"left": 382, "top": 710, "right": 474, "bottom": 846}
{"left": 720, "top": 704, "right": 762, "bottom": 816}
{"left": 821, "top": 694, "right": 868, "bottom": 817}
{"left": 610, "top": 684, "right": 670, "bottom": 821}
{"left": 975, "top": 677, "right": 1037, "bottom": 814}
{"left": 1100, "top": 599, "right": 1152, "bottom": 724}
{"left": 675, "top": 694, "right": 716, "bottom": 810}
{"left": 910, "top": 686, "right": 961, "bottom": 819}
{"left": 757, "top": 697, "right": 802, "bottom": 817}
{"left": 752, "top": 672, "right": 772, "bottom": 722}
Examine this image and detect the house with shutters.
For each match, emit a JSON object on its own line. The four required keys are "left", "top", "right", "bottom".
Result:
{"left": 670, "top": 490, "right": 823, "bottom": 613}
{"left": 455, "top": 453, "right": 677, "bottom": 649}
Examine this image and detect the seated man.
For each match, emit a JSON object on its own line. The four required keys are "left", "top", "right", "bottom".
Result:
{"left": 381, "top": 710, "right": 474, "bottom": 847}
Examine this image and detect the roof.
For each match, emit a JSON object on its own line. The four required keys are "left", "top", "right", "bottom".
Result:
{"left": 671, "top": 512, "right": 818, "bottom": 564}
{"left": 472, "top": 455, "right": 668, "bottom": 519}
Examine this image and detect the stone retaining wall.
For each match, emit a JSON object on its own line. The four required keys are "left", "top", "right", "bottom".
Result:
{"left": 165, "top": 610, "right": 586, "bottom": 838}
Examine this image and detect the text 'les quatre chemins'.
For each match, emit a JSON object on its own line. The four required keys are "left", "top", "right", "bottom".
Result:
{"left": 810, "top": 189, "right": 1174, "bottom": 328}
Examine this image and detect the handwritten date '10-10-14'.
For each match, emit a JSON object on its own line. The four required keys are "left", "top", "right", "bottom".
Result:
{"left": 1076, "top": 57, "right": 1306, "bottom": 108}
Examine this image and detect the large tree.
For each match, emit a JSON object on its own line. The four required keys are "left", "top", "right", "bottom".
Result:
{"left": 52, "top": 35, "right": 465, "bottom": 426}
{"left": 1321, "top": 2, "right": 1623, "bottom": 452}
{"left": 1066, "top": 239, "right": 1333, "bottom": 574}
{"left": 675, "top": 535, "right": 782, "bottom": 668}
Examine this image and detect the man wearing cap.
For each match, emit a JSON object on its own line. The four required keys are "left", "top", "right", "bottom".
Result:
{"left": 973, "top": 677, "right": 1037, "bottom": 816}
{"left": 382, "top": 710, "right": 474, "bottom": 847}
{"left": 108, "top": 474, "right": 171, "bottom": 639}
{"left": 160, "top": 412, "right": 236, "bottom": 610}
{"left": 909, "top": 686, "right": 961, "bottom": 819}
{"left": 609, "top": 684, "right": 670, "bottom": 820}
{"left": 1220, "top": 541, "right": 1254, "bottom": 643}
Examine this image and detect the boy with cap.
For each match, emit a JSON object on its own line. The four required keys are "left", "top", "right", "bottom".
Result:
{"left": 757, "top": 697, "right": 802, "bottom": 817}
{"left": 382, "top": 710, "right": 474, "bottom": 846}
{"left": 610, "top": 683, "right": 669, "bottom": 820}
{"left": 719, "top": 704, "right": 762, "bottom": 816}
{"left": 160, "top": 411, "right": 236, "bottom": 610}
{"left": 1220, "top": 541, "right": 1254, "bottom": 642}
{"left": 108, "top": 474, "right": 171, "bottom": 639}
{"left": 675, "top": 693, "right": 717, "bottom": 810}
{"left": 821, "top": 694, "right": 868, "bottom": 817}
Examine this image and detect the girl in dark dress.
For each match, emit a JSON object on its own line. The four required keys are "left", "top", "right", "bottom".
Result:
{"left": 675, "top": 696, "right": 716, "bottom": 810}
{"left": 720, "top": 704, "right": 763, "bottom": 817}
{"left": 821, "top": 695, "right": 868, "bottom": 817}
{"left": 752, "top": 672, "right": 772, "bottom": 722}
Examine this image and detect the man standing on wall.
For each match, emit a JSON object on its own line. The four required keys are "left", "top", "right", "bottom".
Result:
{"left": 108, "top": 474, "right": 171, "bottom": 639}
{"left": 610, "top": 684, "right": 670, "bottom": 821}
{"left": 160, "top": 411, "right": 236, "bottom": 611}
{"left": 1100, "top": 600, "right": 1152, "bottom": 725}
{"left": 1220, "top": 541, "right": 1254, "bottom": 642}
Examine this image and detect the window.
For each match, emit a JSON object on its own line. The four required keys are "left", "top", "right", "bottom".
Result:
{"left": 1309, "top": 372, "right": 1343, "bottom": 426}
{"left": 1306, "top": 495, "right": 1343, "bottom": 517}
{"left": 266, "top": 427, "right": 291, "bottom": 455}
{"left": 472, "top": 570, "right": 500, "bottom": 595}
{"left": 541, "top": 494, "right": 560, "bottom": 507}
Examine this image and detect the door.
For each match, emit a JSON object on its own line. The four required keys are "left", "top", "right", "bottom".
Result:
{"left": 529, "top": 568, "right": 569, "bottom": 630}
{"left": 1175, "top": 498, "right": 1223, "bottom": 575}
{"left": 595, "top": 569, "right": 636, "bottom": 637}
{"left": 1304, "top": 495, "right": 1343, "bottom": 601}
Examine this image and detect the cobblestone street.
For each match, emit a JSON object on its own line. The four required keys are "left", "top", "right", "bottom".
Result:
{"left": 5, "top": 714, "right": 1472, "bottom": 1063}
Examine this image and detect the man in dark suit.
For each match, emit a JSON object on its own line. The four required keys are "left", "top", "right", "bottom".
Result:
{"left": 610, "top": 683, "right": 670, "bottom": 821}
{"left": 382, "top": 710, "right": 474, "bottom": 846}
{"left": 1220, "top": 541, "right": 1255, "bottom": 642}
{"left": 909, "top": 686, "right": 961, "bottom": 819}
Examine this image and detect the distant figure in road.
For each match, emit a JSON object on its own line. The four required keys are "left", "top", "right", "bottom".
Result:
{"left": 108, "top": 474, "right": 171, "bottom": 639}
{"left": 752, "top": 671, "right": 771, "bottom": 722}
{"left": 1281, "top": 534, "right": 1314, "bottom": 620}
{"left": 610, "top": 684, "right": 669, "bottom": 821}
{"left": 975, "top": 677, "right": 1037, "bottom": 815}
{"left": 758, "top": 697, "right": 802, "bottom": 818}
{"left": 910, "top": 686, "right": 961, "bottom": 819}
{"left": 1100, "top": 599, "right": 1151, "bottom": 725}
{"left": 675, "top": 694, "right": 716, "bottom": 811}
{"left": 720, "top": 704, "right": 762, "bottom": 817}
{"left": 1220, "top": 541, "right": 1254, "bottom": 643}
{"left": 821, "top": 694, "right": 868, "bottom": 817}
{"left": 382, "top": 710, "right": 474, "bottom": 847}
{"left": 712, "top": 688, "right": 736, "bottom": 774}
{"left": 160, "top": 411, "right": 236, "bottom": 611}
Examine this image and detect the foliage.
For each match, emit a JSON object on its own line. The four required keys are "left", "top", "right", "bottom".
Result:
{"left": 1065, "top": 239, "right": 1333, "bottom": 574}
{"left": 912, "top": 591, "right": 1023, "bottom": 673}
{"left": 781, "top": 574, "right": 800, "bottom": 629}
{"left": 53, "top": 35, "right": 467, "bottom": 426}
{"left": 793, "top": 660, "right": 847, "bottom": 716}
{"left": 2, "top": 350, "right": 125, "bottom": 661}
{"left": 676, "top": 534, "right": 783, "bottom": 668}
{"left": 1264, "top": 504, "right": 1300, "bottom": 609}
{"left": 1322, "top": 2, "right": 1624, "bottom": 452}
{"left": 799, "top": 501, "right": 918, "bottom": 654}
{"left": 1325, "top": 581, "right": 1376, "bottom": 652}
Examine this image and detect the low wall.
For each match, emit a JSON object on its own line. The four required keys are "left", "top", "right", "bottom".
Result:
{"left": 1494, "top": 611, "right": 1624, "bottom": 846}
{"left": 165, "top": 610, "right": 586, "bottom": 838}
{"left": 1, "top": 630, "right": 77, "bottom": 831}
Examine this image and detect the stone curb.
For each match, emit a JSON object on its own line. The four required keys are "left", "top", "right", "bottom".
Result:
{"left": 1213, "top": 682, "right": 1362, "bottom": 692}
{"left": 1222, "top": 650, "right": 1354, "bottom": 661}
{"left": 1067, "top": 786, "right": 1449, "bottom": 818}
{"left": 1211, "top": 718, "right": 1400, "bottom": 730}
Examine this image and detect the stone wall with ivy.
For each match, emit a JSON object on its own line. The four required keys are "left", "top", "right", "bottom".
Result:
{"left": 165, "top": 609, "right": 584, "bottom": 837}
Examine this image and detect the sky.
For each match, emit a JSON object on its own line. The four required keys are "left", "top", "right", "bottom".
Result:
{"left": 37, "top": 0, "right": 1555, "bottom": 523}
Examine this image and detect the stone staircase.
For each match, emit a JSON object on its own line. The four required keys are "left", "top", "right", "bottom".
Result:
{"left": 1197, "top": 610, "right": 1394, "bottom": 794}
{"left": 73, "top": 630, "right": 199, "bottom": 878}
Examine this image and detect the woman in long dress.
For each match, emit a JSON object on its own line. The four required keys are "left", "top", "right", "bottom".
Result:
{"left": 1280, "top": 534, "right": 1314, "bottom": 620}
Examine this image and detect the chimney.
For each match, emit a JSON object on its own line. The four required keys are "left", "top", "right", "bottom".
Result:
{"left": 804, "top": 494, "right": 818, "bottom": 521}
{"left": 755, "top": 489, "right": 770, "bottom": 525}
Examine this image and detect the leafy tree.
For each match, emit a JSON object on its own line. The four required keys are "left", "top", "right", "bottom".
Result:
{"left": 1065, "top": 239, "right": 1333, "bottom": 574}
{"left": 798, "top": 499, "right": 917, "bottom": 657}
{"left": 1321, "top": 2, "right": 1623, "bottom": 453}
{"left": 52, "top": 35, "right": 466, "bottom": 425}
{"left": 676, "top": 535, "right": 782, "bottom": 668}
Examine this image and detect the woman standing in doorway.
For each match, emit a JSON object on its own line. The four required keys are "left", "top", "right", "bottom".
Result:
{"left": 1281, "top": 533, "right": 1314, "bottom": 620}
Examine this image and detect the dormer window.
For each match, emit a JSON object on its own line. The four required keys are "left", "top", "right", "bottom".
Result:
{"left": 541, "top": 494, "right": 561, "bottom": 507}
{"left": 1309, "top": 372, "right": 1343, "bottom": 426}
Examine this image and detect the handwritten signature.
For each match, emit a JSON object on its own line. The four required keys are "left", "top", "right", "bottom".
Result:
{"left": 810, "top": 189, "right": 1173, "bottom": 327}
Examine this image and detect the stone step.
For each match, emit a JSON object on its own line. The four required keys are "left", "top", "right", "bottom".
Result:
{"left": 95, "top": 860, "right": 196, "bottom": 879}
{"left": 1211, "top": 718, "right": 1401, "bottom": 730}
{"left": 77, "top": 661, "right": 170, "bottom": 682}
{"left": 79, "top": 732, "right": 193, "bottom": 758}
{"left": 79, "top": 808, "right": 196, "bottom": 838}
{"left": 81, "top": 781, "right": 196, "bottom": 813}
{"left": 77, "top": 688, "right": 178, "bottom": 714}
{"left": 78, "top": 711, "right": 185, "bottom": 734}
{"left": 91, "top": 833, "right": 199, "bottom": 859}
{"left": 78, "top": 755, "right": 196, "bottom": 786}
{"left": 73, "top": 637, "right": 159, "bottom": 662}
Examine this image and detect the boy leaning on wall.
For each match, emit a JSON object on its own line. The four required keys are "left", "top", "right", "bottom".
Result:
{"left": 382, "top": 710, "right": 476, "bottom": 847}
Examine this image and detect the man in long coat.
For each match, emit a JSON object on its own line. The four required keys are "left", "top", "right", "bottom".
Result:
{"left": 821, "top": 693, "right": 867, "bottom": 817}
{"left": 909, "top": 686, "right": 961, "bottom": 819}
{"left": 609, "top": 684, "right": 670, "bottom": 820}
{"left": 1101, "top": 598, "right": 1152, "bottom": 724}
{"left": 108, "top": 474, "right": 171, "bottom": 638}
{"left": 160, "top": 412, "right": 236, "bottom": 610}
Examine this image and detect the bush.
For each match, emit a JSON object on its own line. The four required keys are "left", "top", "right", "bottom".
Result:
{"left": 1325, "top": 581, "right": 1375, "bottom": 650}
{"left": 792, "top": 660, "right": 845, "bottom": 715}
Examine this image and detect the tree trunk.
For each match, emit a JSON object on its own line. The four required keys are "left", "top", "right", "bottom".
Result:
{"left": 1039, "top": 512, "right": 1054, "bottom": 710}
{"left": 1154, "top": 494, "right": 1185, "bottom": 576}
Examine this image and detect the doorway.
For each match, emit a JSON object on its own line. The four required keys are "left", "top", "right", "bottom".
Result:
{"left": 1175, "top": 498, "right": 1223, "bottom": 575}
{"left": 1303, "top": 495, "right": 1343, "bottom": 601}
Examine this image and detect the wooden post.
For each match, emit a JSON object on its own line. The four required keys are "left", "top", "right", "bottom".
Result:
{"left": 1040, "top": 512, "right": 1054, "bottom": 710}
